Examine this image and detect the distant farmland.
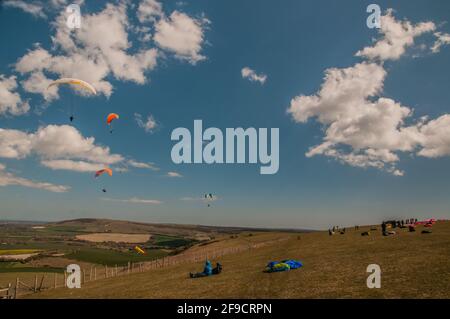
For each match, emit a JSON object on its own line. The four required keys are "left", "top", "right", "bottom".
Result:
{"left": 76, "top": 233, "right": 151, "bottom": 243}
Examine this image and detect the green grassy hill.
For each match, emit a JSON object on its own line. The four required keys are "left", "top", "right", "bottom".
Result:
{"left": 28, "top": 221, "right": 450, "bottom": 299}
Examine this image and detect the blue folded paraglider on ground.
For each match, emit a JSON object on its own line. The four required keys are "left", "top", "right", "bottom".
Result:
{"left": 265, "top": 259, "right": 303, "bottom": 273}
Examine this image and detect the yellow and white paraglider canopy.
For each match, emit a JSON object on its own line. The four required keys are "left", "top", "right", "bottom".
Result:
{"left": 134, "top": 245, "right": 146, "bottom": 255}
{"left": 47, "top": 78, "right": 97, "bottom": 95}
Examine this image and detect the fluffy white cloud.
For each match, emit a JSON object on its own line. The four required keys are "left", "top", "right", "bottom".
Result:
{"left": 241, "top": 67, "right": 267, "bottom": 84}
{"left": 356, "top": 9, "right": 435, "bottom": 61}
{"left": 431, "top": 32, "right": 450, "bottom": 53}
{"left": 154, "top": 11, "right": 208, "bottom": 64}
{"left": 287, "top": 10, "right": 450, "bottom": 175}
{"left": 0, "top": 125, "right": 122, "bottom": 172}
{"left": 101, "top": 197, "right": 162, "bottom": 204}
{"left": 135, "top": 113, "right": 158, "bottom": 133}
{"left": 0, "top": 125, "right": 155, "bottom": 174}
{"left": 0, "top": 75, "right": 30, "bottom": 116}
{"left": 8, "top": 1, "right": 208, "bottom": 112}
{"left": 416, "top": 115, "right": 450, "bottom": 158}
{"left": 0, "top": 163, "right": 69, "bottom": 193}
{"left": 21, "top": 71, "right": 59, "bottom": 101}
{"left": 167, "top": 171, "right": 182, "bottom": 177}
{"left": 3, "top": 0, "right": 47, "bottom": 19}
{"left": 16, "top": 3, "right": 158, "bottom": 99}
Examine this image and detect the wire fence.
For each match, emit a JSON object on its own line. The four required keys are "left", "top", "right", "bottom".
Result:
{"left": 1, "top": 236, "right": 288, "bottom": 299}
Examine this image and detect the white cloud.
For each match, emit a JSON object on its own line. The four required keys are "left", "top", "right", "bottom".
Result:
{"left": 0, "top": 75, "right": 30, "bottom": 116}
{"left": 241, "top": 67, "right": 267, "bottom": 84}
{"left": 101, "top": 197, "right": 162, "bottom": 204}
{"left": 8, "top": 1, "right": 208, "bottom": 113}
{"left": 137, "top": 0, "right": 163, "bottom": 23}
{"left": 0, "top": 163, "right": 69, "bottom": 193}
{"left": 127, "top": 160, "right": 159, "bottom": 171}
{"left": 431, "top": 32, "right": 450, "bottom": 53}
{"left": 3, "top": 0, "right": 47, "bottom": 19}
{"left": 16, "top": 3, "right": 159, "bottom": 99}
{"left": 0, "top": 125, "right": 122, "bottom": 172}
{"left": 154, "top": 11, "right": 208, "bottom": 64}
{"left": 356, "top": 9, "right": 435, "bottom": 61}
{"left": 167, "top": 171, "right": 182, "bottom": 178}
{"left": 0, "top": 125, "right": 155, "bottom": 174}
{"left": 135, "top": 113, "right": 159, "bottom": 133}
{"left": 416, "top": 114, "right": 450, "bottom": 158}
{"left": 181, "top": 195, "right": 218, "bottom": 201}
{"left": 21, "top": 71, "right": 59, "bottom": 102}
{"left": 41, "top": 160, "right": 105, "bottom": 172}
{"left": 287, "top": 11, "right": 450, "bottom": 175}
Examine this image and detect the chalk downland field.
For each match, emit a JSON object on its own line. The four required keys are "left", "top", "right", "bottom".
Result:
{"left": 29, "top": 221, "right": 450, "bottom": 299}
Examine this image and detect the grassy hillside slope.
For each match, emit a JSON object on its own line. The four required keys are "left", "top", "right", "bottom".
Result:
{"left": 30, "top": 222, "right": 450, "bottom": 299}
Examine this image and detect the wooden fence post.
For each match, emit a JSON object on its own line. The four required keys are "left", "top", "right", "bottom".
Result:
{"left": 14, "top": 277, "right": 19, "bottom": 299}
{"left": 6, "top": 283, "right": 11, "bottom": 299}
{"left": 38, "top": 274, "right": 45, "bottom": 291}
{"left": 64, "top": 271, "right": 67, "bottom": 287}
{"left": 105, "top": 265, "right": 108, "bottom": 278}
{"left": 115, "top": 264, "right": 118, "bottom": 276}
{"left": 127, "top": 262, "right": 130, "bottom": 274}
{"left": 89, "top": 267, "right": 92, "bottom": 281}
{"left": 94, "top": 267, "right": 97, "bottom": 281}
{"left": 54, "top": 273, "right": 57, "bottom": 288}
{"left": 34, "top": 275, "right": 38, "bottom": 293}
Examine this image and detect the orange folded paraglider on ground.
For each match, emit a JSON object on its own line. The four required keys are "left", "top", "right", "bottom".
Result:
{"left": 134, "top": 245, "right": 146, "bottom": 255}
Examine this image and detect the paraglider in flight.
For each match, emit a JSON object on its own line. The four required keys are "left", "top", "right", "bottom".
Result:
{"left": 48, "top": 78, "right": 97, "bottom": 95}
{"left": 95, "top": 168, "right": 113, "bottom": 178}
{"left": 106, "top": 113, "right": 119, "bottom": 133}
{"left": 204, "top": 193, "right": 214, "bottom": 207}
{"left": 134, "top": 245, "right": 146, "bottom": 255}
{"left": 95, "top": 168, "right": 112, "bottom": 193}
{"left": 47, "top": 78, "right": 96, "bottom": 122}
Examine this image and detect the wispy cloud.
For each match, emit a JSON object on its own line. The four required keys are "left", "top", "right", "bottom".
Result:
{"left": 0, "top": 163, "right": 69, "bottom": 193}
{"left": 431, "top": 32, "right": 450, "bottom": 53}
{"left": 167, "top": 171, "right": 182, "bottom": 178}
{"left": 3, "top": 0, "right": 47, "bottom": 19}
{"left": 101, "top": 197, "right": 162, "bottom": 205}
{"left": 127, "top": 160, "right": 159, "bottom": 171}
{"left": 135, "top": 113, "right": 159, "bottom": 133}
{"left": 181, "top": 194, "right": 219, "bottom": 201}
{"left": 241, "top": 67, "right": 267, "bottom": 84}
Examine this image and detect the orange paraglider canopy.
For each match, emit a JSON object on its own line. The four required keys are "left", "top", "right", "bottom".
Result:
{"left": 106, "top": 113, "right": 119, "bottom": 125}
{"left": 95, "top": 168, "right": 113, "bottom": 178}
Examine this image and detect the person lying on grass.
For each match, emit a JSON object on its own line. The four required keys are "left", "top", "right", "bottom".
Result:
{"left": 189, "top": 261, "right": 222, "bottom": 278}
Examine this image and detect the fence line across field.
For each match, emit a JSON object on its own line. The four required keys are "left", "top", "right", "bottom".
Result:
{"left": 2, "top": 237, "right": 288, "bottom": 299}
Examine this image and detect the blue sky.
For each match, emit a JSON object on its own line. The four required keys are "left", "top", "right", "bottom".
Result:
{"left": 0, "top": 0, "right": 450, "bottom": 229}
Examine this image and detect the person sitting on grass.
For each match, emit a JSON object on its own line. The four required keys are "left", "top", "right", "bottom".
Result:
{"left": 212, "top": 262, "right": 222, "bottom": 275}
{"left": 190, "top": 260, "right": 213, "bottom": 278}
